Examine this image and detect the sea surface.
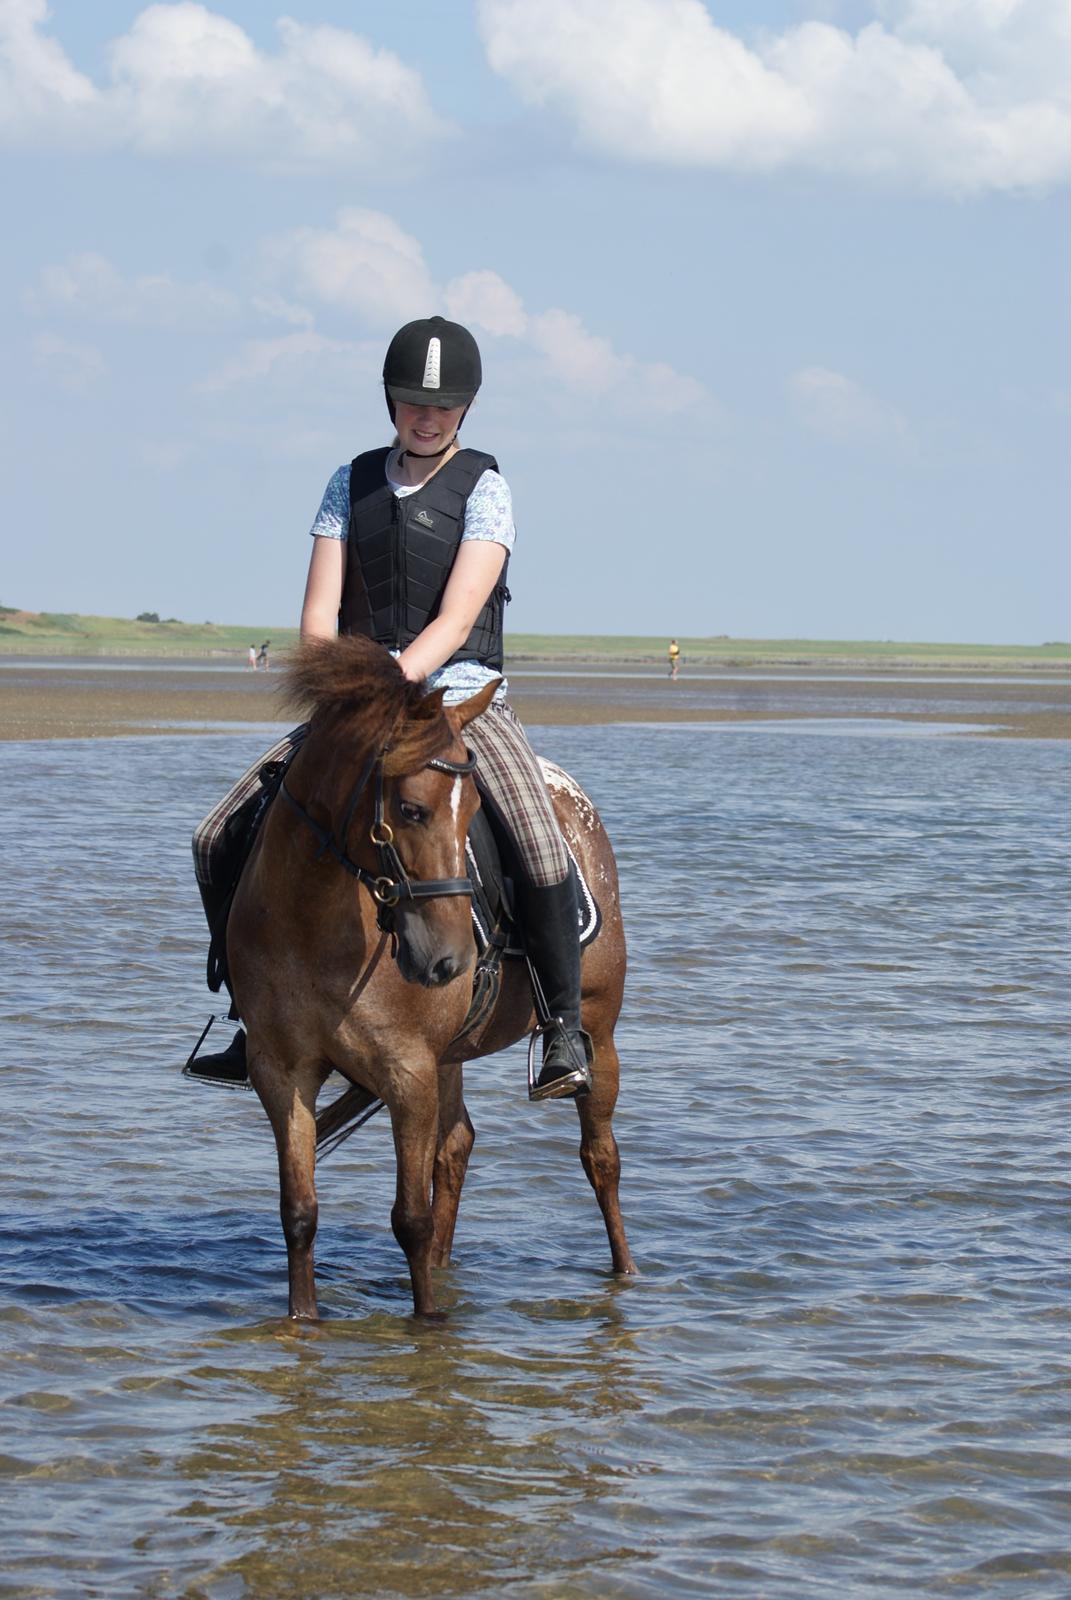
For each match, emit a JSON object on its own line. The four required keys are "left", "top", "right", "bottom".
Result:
{"left": 2, "top": 718, "right": 1070, "bottom": 1598}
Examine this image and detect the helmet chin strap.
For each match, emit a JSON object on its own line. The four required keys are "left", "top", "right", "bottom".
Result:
{"left": 399, "top": 437, "right": 455, "bottom": 463}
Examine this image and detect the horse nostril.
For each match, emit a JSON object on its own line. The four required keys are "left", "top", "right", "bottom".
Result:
{"left": 430, "top": 956, "right": 461, "bottom": 987}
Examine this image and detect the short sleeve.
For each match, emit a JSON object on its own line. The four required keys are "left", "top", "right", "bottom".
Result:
{"left": 460, "top": 469, "right": 516, "bottom": 551}
{"left": 308, "top": 465, "right": 350, "bottom": 540}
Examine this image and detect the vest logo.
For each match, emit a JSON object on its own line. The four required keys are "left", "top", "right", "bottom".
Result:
{"left": 422, "top": 338, "right": 441, "bottom": 390}
{"left": 413, "top": 508, "right": 435, "bottom": 528}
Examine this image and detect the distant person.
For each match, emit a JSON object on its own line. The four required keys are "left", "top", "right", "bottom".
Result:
{"left": 188, "top": 316, "right": 591, "bottom": 1103}
{"left": 256, "top": 640, "right": 270, "bottom": 670}
{"left": 247, "top": 645, "right": 257, "bottom": 670}
{"left": 668, "top": 638, "right": 680, "bottom": 680}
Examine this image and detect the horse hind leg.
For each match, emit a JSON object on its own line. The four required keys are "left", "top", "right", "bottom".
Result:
{"left": 577, "top": 1033, "right": 637, "bottom": 1277}
{"left": 430, "top": 1063, "right": 474, "bottom": 1270}
{"left": 251, "top": 1051, "right": 323, "bottom": 1320}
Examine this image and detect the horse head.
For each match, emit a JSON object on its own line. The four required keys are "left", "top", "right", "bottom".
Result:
{"left": 384, "top": 677, "right": 499, "bottom": 987}
{"left": 283, "top": 636, "right": 500, "bottom": 989}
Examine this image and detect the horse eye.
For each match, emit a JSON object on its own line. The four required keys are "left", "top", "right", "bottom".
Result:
{"left": 399, "top": 801, "right": 428, "bottom": 826}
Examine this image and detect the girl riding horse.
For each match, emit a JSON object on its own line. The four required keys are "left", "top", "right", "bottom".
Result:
{"left": 189, "top": 316, "right": 591, "bottom": 1104}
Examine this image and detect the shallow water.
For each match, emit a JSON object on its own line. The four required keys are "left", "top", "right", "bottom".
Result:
{"left": 2, "top": 723, "right": 1070, "bottom": 1598}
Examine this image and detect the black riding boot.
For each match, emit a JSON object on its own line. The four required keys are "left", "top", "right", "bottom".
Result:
{"left": 516, "top": 875, "right": 593, "bottom": 1102}
{"left": 183, "top": 1025, "right": 249, "bottom": 1088}
{"left": 183, "top": 875, "right": 251, "bottom": 1088}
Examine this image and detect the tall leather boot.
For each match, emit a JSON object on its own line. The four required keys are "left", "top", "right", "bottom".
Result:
{"left": 182, "top": 878, "right": 250, "bottom": 1088}
{"left": 184, "top": 761, "right": 288, "bottom": 1090}
{"left": 515, "top": 875, "right": 593, "bottom": 1102}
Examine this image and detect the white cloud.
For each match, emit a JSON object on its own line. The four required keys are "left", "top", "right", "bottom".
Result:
{"left": 21, "top": 210, "right": 706, "bottom": 418}
{"left": 529, "top": 309, "right": 706, "bottom": 412}
{"left": 788, "top": 366, "right": 908, "bottom": 440}
{"left": 30, "top": 251, "right": 238, "bottom": 325}
{"left": 888, "top": 0, "right": 1067, "bottom": 59}
{"left": 198, "top": 330, "right": 369, "bottom": 393}
{"left": 883, "top": 0, "right": 1071, "bottom": 103}
{"left": 640, "top": 359, "right": 712, "bottom": 415}
{"left": 477, "top": 0, "right": 1071, "bottom": 191}
{"left": 529, "top": 310, "right": 629, "bottom": 392}
{"left": 255, "top": 218, "right": 710, "bottom": 417}
{"left": 250, "top": 293, "right": 316, "bottom": 330}
{"left": 0, "top": 0, "right": 99, "bottom": 139}
{"left": 32, "top": 332, "right": 107, "bottom": 391}
{"left": 480, "top": 0, "right": 809, "bottom": 169}
{"left": 264, "top": 210, "right": 439, "bottom": 327}
{"left": 0, "top": 1, "right": 450, "bottom": 167}
{"left": 445, "top": 271, "right": 529, "bottom": 339}
{"left": 17, "top": 197, "right": 692, "bottom": 422}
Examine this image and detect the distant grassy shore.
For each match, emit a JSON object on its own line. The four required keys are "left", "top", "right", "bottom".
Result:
{"left": 1, "top": 606, "right": 1069, "bottom": 671}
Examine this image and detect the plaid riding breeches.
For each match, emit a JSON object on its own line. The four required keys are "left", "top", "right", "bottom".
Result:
{"left": 460, "top": 701, "right": 570, "bottom": 887}
{"left": 191, "top": 699, "right": 569, "bottom": 891}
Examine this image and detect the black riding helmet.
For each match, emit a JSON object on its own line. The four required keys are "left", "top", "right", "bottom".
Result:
{"left": 383, "top": 316, "right": 482, "bottom": 417}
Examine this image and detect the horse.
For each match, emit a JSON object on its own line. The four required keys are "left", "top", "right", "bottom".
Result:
{"left": 227, "top": 634, "right": 636, "bottom": 1319}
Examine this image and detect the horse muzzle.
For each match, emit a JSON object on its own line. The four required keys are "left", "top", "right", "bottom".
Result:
{"left": 394, "top": 908, "right": 474, "bottom": 988}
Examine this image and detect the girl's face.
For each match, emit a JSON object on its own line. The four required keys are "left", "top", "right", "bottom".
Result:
{"left": 394, "top": 401, "right": 467, "bottom": 457}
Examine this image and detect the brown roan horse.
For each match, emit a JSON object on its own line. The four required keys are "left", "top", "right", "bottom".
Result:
{"left": 227, "top": 634, "right": 636, "bottom": 1318}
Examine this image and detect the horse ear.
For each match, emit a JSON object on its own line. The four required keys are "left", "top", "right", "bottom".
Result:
{"left": 453, "top": 678, "right": 502, "bottom": 729}
{"left": 417, "top": 685, "right": 447, "bottom": 720}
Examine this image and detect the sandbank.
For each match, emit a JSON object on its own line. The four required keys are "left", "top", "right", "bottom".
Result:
{"left": 1, "top": 658, "right": 1069, "bottom": 741}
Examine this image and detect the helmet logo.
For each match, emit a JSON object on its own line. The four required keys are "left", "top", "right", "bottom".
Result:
{"left": 422, "top": 338, "right": 441, "bottom": 390}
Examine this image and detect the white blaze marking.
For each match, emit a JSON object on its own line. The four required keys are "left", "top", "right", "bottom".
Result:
{"left": 423, "top": 337, "right": 441, "bottom": 390}
{"left": 450, "top": 777, "right": 462, "bottom": 870}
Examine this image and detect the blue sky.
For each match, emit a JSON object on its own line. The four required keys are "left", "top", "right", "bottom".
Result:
{"left": 3, "top": 0, "right": 1069, "bottom": 642}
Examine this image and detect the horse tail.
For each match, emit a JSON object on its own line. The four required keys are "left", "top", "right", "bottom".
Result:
{"left": 315, "top": 1083, "right": 384, "bottom": 1157}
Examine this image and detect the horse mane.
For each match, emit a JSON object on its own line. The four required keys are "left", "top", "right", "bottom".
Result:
{"left": 283, "top": 635, "right": 456, "bottom": 775}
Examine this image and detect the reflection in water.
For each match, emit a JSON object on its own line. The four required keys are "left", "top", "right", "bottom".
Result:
{"left": 168, "top": 1304, "right": 646, "bottom": 1598}
{"left": 2, "top": 726, "right": 1070, "bottom": 1598}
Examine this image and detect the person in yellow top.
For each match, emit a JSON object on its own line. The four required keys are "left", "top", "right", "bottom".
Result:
{"left": 668, "top": 639, "right": 680, "bottom": 680}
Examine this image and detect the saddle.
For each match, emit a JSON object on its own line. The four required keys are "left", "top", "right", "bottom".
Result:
{"left": 204, "top": 757, "right": 288, "bottom": 999}
{"left": 459, "top": 780, "right": 602, "bottom": 1039}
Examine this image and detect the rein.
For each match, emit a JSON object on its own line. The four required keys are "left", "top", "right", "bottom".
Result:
{"left": 279, "top": 747, "right": 477, "bottom": 931}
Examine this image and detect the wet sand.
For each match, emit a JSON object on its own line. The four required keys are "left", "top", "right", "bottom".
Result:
{"left": 1, "top": 658, "right": 1070, "bottom": 740}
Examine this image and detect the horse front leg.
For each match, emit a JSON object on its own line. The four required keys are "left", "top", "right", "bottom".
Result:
{"left": 387, "top": 1065, "right": 441, "bottom": 1316}
{"left": 430, "top": 1063, "right": 474, "bottom": 1269}
{"left": 576, "top": 1032, "right": 637, "bottom": 1277}
{"left": 251, "top": 1051, "right": 323, "bottom": 1320}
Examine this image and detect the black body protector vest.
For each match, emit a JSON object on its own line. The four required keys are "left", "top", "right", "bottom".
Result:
{"left": 339, "top": 447, "right": 510, "bottom": 671}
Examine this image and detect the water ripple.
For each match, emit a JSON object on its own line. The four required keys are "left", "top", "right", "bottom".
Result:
{"left": 1, "top": 726, "right": 1069, "bottom": 1596}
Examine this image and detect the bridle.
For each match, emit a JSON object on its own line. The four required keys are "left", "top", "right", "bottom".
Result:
{"left": 279, "top": 746, "right": 477, "bottom": 932}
